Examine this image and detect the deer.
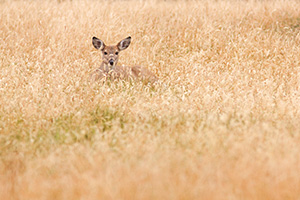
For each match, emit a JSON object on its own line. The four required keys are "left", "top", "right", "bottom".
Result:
{"left": 90, "top": 36, "right": 158, "bottom": 84}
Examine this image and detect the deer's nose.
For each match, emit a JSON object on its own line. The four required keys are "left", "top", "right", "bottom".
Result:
{"left": 109, "top": 59, "right": 114, "bottom": 66}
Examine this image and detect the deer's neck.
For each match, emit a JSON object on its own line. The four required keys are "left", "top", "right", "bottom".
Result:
{"left": 100, "top": 62, "right": 114, "bottom": 73}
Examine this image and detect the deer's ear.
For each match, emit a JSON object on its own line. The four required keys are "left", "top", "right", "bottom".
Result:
{"left": 92, "top": 37, "right": 105, "bottom": 50}
{"left": 117, "top": 36, "right": 131, "bottom": 51}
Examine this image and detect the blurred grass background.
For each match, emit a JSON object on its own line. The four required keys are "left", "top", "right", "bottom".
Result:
{"left": 1, "top": 0, "right": 300, "bottom": 199}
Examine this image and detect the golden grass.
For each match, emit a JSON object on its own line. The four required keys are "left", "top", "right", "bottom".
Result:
{"left": 1, "top": 0, "right": 300, "bottom": 199}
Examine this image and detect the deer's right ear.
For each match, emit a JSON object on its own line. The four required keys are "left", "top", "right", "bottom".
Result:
{"left": 92, "top": 37, "right": 105, "bottom": 50}
{"left": 117, "top": 36, "right": 131, "bottom": 51}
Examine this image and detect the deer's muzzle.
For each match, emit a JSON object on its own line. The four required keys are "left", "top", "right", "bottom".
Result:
{"left": 109, "top": 59, "right": 114, "bottom": 66}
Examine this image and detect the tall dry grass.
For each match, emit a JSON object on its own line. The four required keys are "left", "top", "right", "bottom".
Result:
{"left": 1, "top": 0, "right": 300, "bottom": 199}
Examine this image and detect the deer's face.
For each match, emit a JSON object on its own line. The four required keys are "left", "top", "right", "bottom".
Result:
{"left": 101, "top": 46, "right": 119, "bottom": 69}
{"left": 92, "top": 36, "right": 131, "bottom": 70}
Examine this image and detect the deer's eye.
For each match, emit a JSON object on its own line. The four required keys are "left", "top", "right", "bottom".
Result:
{"left": 115, "top": 52, "right": 119, "bottom": 55}
{"left": 104, "top": 52, "right": 108, "bottom": 55}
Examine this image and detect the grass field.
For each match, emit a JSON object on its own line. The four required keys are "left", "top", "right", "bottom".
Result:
{"left": 1, "top": 0, "right": 300, "bottom": 199}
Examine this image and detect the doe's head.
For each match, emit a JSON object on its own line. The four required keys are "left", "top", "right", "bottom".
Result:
{"left": 92, "top": 36, "right": 131, "bottom": 69}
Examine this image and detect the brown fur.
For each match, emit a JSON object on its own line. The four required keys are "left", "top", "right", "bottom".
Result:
{"left": 90, "top": 36, "right": 157, "bottom": 84}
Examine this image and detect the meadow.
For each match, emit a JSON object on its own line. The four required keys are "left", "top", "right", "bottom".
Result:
{"left": 1, "top": 0, "right": 300, "bottom": 199}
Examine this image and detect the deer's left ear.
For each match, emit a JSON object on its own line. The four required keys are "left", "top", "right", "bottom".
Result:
{"left": 92, "top": 37, "right": 105, "bottom": 50}
{"left": 117, "top": 36, "right": 131, "bottom": 51}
